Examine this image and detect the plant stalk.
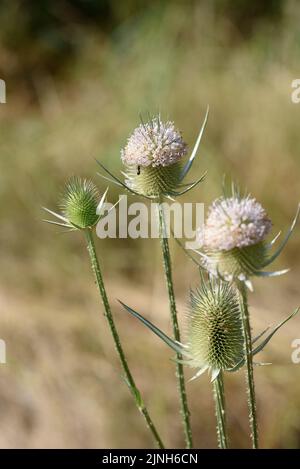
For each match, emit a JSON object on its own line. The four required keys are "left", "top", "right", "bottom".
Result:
{"left": 237, "top": 281, "right": 259, "bottom": 449}
{"left": 158, "top": 202, "right": 193, "bottom": 449}
{"left": 84, "top": 228, "right": 164, "bottom": 449}
{"left": 213, "top": 372, "right": 228, "bottom": 449}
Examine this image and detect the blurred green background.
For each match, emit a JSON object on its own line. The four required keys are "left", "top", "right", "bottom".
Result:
{"left": 0, "top": 0, "right": 300, "bottom": 448}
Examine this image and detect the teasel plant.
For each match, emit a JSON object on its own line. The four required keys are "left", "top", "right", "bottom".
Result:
{"left": 96, "top": 109, "right": 209, "bottom": 448}
{"left": 189, "top": 183, "right": 300, "bottom": 448}
{"left": 119, "top": 273, "right": 298, "bottom": 448}
{"left": 42, "top": 177, "right": 164, "bottom": 448}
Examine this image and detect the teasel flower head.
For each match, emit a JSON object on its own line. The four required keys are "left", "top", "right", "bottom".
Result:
{"left": 199, "top": 196, "right": 272, "bottom": 251}
{"left": 97, "top": 108, "right": 209, "bottom": 199}
{"left": 43, "top": 177, "right": 109, "bottom": 231}
{"left": 195, "top": 189, "right": 300, "bottom": 290}
{"left": 120, "top": 276, "right": 299, "bottom": 381}
{"left": 185, "top": 280, "right": 244, "bottom": 380}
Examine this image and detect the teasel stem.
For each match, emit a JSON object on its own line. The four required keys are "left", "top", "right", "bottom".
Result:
{"left": 84, "top": 228, "right": 164, "bottom": 449}
{"left": 237, "top": 281, "right": 259, "bottom": 449}
{"left": 158, "top": 201, "right": 193, "bottom": 449}
{"left": 213, "top": 372, "right": 228, "bottom": 449}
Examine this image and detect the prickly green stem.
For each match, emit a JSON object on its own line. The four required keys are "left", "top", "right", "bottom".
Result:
{"left": 213, "top": 372, "right": 228, "bottom": 449}
{"left": 84, "top": 229, "right": 164, "bottom": 449}
{"left": 237, "top": 281, "right": 259, "bottom": 449}
{"left": 158, "top": 202, "right": 193, "bottom": 449}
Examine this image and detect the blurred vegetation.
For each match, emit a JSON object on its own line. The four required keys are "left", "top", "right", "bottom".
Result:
{"left": 0, "top": 0, "right": 286, "bottom": 100}
{"left": 0, "top": 0, "right": 300, "bottom": 448}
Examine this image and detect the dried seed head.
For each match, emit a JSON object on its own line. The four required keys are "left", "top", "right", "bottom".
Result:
{"left": 61, "top": 177, "right": 100, "bottom": 229}
{"left": 197, "top": 195, "right": 272, "bottom": 280}
{"left": 186, "top": 281, "right": 244, "bottom": 373}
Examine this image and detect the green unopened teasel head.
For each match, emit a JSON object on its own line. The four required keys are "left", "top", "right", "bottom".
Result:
{"left": 61, "top": 177, "right": 100, "bottom": 229}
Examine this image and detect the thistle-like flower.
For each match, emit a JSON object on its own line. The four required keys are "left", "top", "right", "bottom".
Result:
{"left": 42, "top": 177, "right": 108, "bottom": 230}
{"left": 96, "top": 108, "right": 209, "bottom": 199}
{"left": 199, "top": 196, "right": 272, "bottom": 251}
{"left": 121, "top": 118, "right": 187, "bottom": 168}
{"left": 120, "top": 280, "right": 299, "bottom": 381}
{"left": 195, "top": 190, "right": 300, "bottom": 289}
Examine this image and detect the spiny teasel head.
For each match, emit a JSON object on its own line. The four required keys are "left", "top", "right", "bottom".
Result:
{"left": 97, "top": 108, "right": 208, "bottom": 198}
{"left": 121, "top": 116, "right": 187, "bottom": 197}
{"left": 61, "top": 177, "right": 100, "bottom": 229}
{"left": 185, "top": 280, "right": 244, "bottom": 378}
{"left": 120, "top": 274, "right": 300, "bottom": 381}
{"left": 197, "top": 194, "right": 273, "bottom": 283}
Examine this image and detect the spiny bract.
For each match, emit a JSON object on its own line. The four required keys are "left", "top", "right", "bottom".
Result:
{"left": 61, "top": 177, "right": 100, "bottom": 229}
{"left": 186, "top": 280, "right": 244, "bottom": 377}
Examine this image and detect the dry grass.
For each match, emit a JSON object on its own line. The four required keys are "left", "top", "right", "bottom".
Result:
{"left": 1, "top": 273, "right": 300, "bottom": 448}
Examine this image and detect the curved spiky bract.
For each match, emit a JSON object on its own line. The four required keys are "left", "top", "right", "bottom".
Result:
{"left": 187, "top": 281, "right": 244, "bottom": 373}
{"left": 124, "top": 162, "right": 183, "bottom": 198}
{"left": 62, "top": 177, "right": 100, "bottom": 229}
